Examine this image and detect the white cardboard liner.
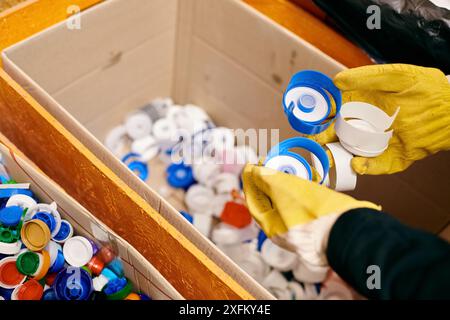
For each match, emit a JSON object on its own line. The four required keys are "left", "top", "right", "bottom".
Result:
{"left": 335, "top": 102, "right": 400, "bottom": 157}
{"left": 0, "top": 142, "right": 183, "bottom": 300}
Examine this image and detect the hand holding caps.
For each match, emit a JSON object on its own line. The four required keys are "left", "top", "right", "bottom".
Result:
{"left": 242, "top": 164, "right": 380, "bottom": 239}
{"left": 311, "top": 64, "right": 450, "bottom": 175}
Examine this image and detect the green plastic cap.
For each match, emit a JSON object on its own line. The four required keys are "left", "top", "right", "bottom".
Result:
{"left": 16, "top": 251, "right": 40, "bottom": 276}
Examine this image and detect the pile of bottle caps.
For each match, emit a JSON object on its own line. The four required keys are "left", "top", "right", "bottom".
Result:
{"left": 105, "top": 98, "right": 354, "bottom": 300}
{"left": 0, "top": 163, "right": 151, "bottom": 301}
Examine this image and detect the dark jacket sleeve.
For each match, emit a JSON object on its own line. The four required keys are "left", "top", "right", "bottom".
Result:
{"left": 326, "top": 208, "right": 450, "bottom": 300}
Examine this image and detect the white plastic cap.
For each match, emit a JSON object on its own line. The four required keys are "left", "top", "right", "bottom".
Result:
{"left": 212, "top": 173, "right": 240, "bottom": 194}
{"left": 192, "top": 160, "right": 221, "bottom": 188}
{"left": 260, "top": 239, "right": 298, "bottom": 272}
{"left": 93, "top": 274, "right": 109, "bottom": 292}
{"left": 125, "top": 112, "right": 153, "bottom": 140}
{"left": 105, "top": 125, "right": 128, "bottom": 156}
{"left": 131, "top": 135, "right": 159, "bottom": 162}
{"left": 192, "top": 214, "right": 213, "bottom": 237}
{"left": 185, "top": 184, "right": 215, "bottom": 215}
{"left": 63, "top": 236, "right": 94, "bottom": 267}
{"left": 25, "top": 202, "right": 62, "bottom": 238}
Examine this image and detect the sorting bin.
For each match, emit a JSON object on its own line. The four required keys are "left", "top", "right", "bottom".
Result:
{"left": 0, "top": 135, "right": 182, "bottom": 299}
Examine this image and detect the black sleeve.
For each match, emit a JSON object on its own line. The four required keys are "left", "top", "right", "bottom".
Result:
{"left": 326, "top": 208, "right": 450, "bottom": 300}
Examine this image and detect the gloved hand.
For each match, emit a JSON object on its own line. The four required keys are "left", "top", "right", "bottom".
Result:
{"left": 311, "top": 64, "right": 450, "bottom": 175}
{"left": 242, "top": 164, "right": 380, "bottom": 282}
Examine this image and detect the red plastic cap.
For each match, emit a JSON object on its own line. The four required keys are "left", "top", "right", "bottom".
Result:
{"left": 17, "top": 279, "right": 44, "bottom": 300}
{"left": 220, "top": 202, "right": 252, "bottom": 229}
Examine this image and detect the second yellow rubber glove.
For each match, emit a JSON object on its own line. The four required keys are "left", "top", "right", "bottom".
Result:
{"left": 311, "top": 64, "right": 450, "bottom": 175}
{"left": 242, "top": 164, "right": 380, "bottom": 238}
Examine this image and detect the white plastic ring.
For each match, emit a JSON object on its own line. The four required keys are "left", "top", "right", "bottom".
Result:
{"left": 152, "top": 118, "right": 178, "bottom": 142}
{"left": 212, "top": 173, "right": 240, "bottom": 194}
{"left": 6, "top": 194, "right": 37, "bottom": 212}
{"left": 0, "top": 241, "right": 22, "bottom": 255}
{"left": 286, "top": 87, "right": 329, "bottom": 123}
{"left": 335, "top": 102, "right": 400, "bottom": 157}
{"left": 265, "top": 155, "right": 310, "bottom": 180}
{"left": 131, "top": 135, "right": 159, "bottom": 162}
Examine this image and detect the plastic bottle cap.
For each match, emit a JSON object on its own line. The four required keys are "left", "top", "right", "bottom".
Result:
{"left": 180, "top": 211, "right": 194, "bottom": 224}
{"left": 0, "top": 188, "right": 33, "bottom": 200}
{"left": 235, "top": 251, "right": 270, "bottom": 284}
{"left": 11, "top": 279, "right": 43, "bottom": 300}
{"left": 192, "top": 214, "right": 213, "bottom": 237}
{"left": 33, "top": 250, "right": 51, "bottom": 281}
{"left": 131, "top": 135, "right": 159, "bottom": 162}
{"left": 25, "top": 203, "right": 62, "bottom": 238}
{"left": 166, "top": 163, "right": 195, "bottom": 190}
{"left": 125, "top": 293, "right": 141, "bottom": 300}
{"left": 0, "top": 206, "right": 23, "bottom": 227}
{"left": 192, "top": 161, "right": 221, "bottom": 187}
{"left": 125, "top": 112, "right": 153, "bottom": 140}
{"left": 0, "top": 257, "right": 27, "bottom": 289}
{"left": 93, "top": 274, "right": 109, "bottom": 292}
{"left": 63, "top": 236, "right": 94, "bottom": 267}
{"left": 185, "top": 184, "right": 215, "bottom": 215}
{"left": 21, "top": 219, "right": 51, "bottom": 251}
{"left": 122, "top": 153, "right": 149, "bottom": 181}
{"left": 98, "top": 246, "right": 115, "bottom": 265}
{"left": 88, "top": 239, "right": 99, "bottom": 256}
{"left": 87, "top": 256, "right": 105, "bottom": 276}
{"left": 5, "top": 194, "right": 37, "bottom": 212}
{"left": 16, "top": 251, "right": 40, "bottom": 276}
{"left": 45, "top": 272, "right": 58, "bottom": 287}
{"left": 283, "top": 70, "right": 342, "bottom": 135}
{"left": 0, "top": 240, "right": 22, "bottom": 255}
{"left": 220, "top": 201, "right": 252, "bottom": 229}
{"left": 45, "top": 241, "right": 62, "bottom": 266}
{"left": 33, "top": 212, "right": 56, "bottom": 233}
{"left": 152, "top": 117, "right": 178, "bottom": 142}
{"left": 261, "top": 269, "right": 289, "bottom": 291}
{"left": 48, "top": 250, "right": 65, "bottom": 274}
{"left": 264, "top": 137, "right": 329, "bottom": 184}
{"left": 107, "top": 259, "right": 124, "bottom": 278}
{"left": 213, "top": 173, "right": 240, "bottom": 194}
{"left": 105, "top": 125, "right": 128, "bottom": 156}
{"left": 260, "top": 239, "right": 298, "bottom": 272}
{"left": 54, "top": 267, "right": 93, "bottom": 300}
{"left": 52, "top": 219, "right": 73, "bottom": 243}
{"left": 42, "top": 288, "right": 57, "bottom": 300}
{"left": 104, "top": 278, "right": 133, "bottom": 300}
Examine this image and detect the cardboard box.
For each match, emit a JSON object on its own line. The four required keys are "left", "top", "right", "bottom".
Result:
{"left": 1, "top": 0, "right": 448, "bottom": 298}
{"left": 0, "top": 135, "right": 183, "bottom": 300}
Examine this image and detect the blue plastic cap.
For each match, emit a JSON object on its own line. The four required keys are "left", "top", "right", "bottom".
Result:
{"left": 0, "top": 206, "right": 23, "bottom": 227}
{"left": 166, "top": 163, "right": 195, "bottom": 190}
{"left": 103, "top": 278, "right": 127, "bottom": 295}
{"left": 48, "top": 250, "right": 65, "bottom": 273}
{"left": 107, "top": 259, "right": 124, "bottom": 278}
{"left": 42, "top": 288, "right": 57, "bottom": 301}
{"left": 121, "top": 153, "right": 149, "bottom": 181}
{"left": 33, "top": 212, "right": 56, "bottom": 232}
{"left": 139, "top": 293, "right": 152, "bottom": 300}
{"left": 0, "top": 188, "right": 33, "bottom": 199}
{"left": 180, "top": 211, "right": 193, "bottom": 224}
{"left": 101, "top": 267, "right": 119, "bottom": 282}
{"left": 88, "top": 239, "right": 99, "bottom": 255}
{"left": 53, "top": 220, "right": 72, "bottom": 242}
{"left": 0, "top": 287, "right": 13, "bottom": 300}
{"left": 54, "top": 267, "right": 93, "bottom": 301}
{"left": 257, "top": 230, "right": 268, "bottom": 252}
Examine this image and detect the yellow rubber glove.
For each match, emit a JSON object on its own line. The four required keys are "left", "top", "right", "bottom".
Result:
{"left": 242, "top": 164, "right": 380, "bottom": 282}
{"left": 242, "top": 164, "right": 380, "bottom": 238}
{"left": 311, "top": 64, "right": 450, "bottom": 175}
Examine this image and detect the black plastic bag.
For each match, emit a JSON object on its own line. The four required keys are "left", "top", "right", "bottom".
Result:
{"left": 313, "top": 0, "right": 450, "bottom": 73}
